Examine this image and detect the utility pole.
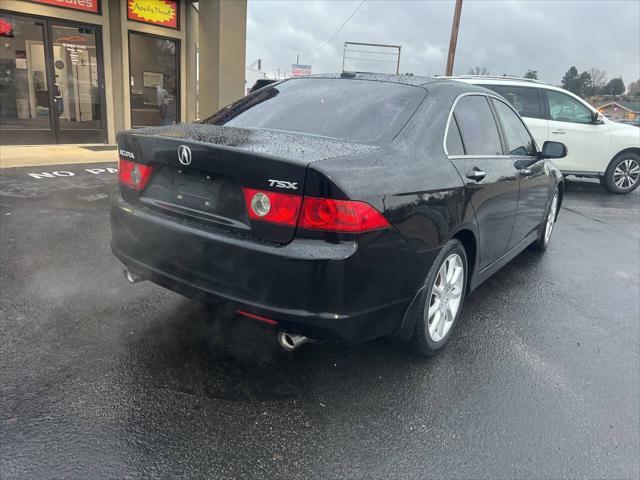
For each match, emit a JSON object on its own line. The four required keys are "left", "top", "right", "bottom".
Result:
{"left": 296, "top": 54, "right": 300, "bottom": 65}
{"left": 446, "top": 0, "right": 463, "bottom": 76}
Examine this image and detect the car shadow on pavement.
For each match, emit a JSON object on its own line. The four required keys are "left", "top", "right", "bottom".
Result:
{"left": 121, "top": 296, "right": 440, "bottom": 403}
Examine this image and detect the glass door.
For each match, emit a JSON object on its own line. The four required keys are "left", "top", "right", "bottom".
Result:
{"left": 0, "top": 13, "right": 55, "bottom": 144}
{"left": 49, "top": 23, "right": 105, "bottom": 143}
{"left": 0, "top": 13, "right": 106, "bottom": 145}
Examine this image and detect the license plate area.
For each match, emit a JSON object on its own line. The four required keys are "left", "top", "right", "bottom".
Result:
{"left": 173, "top": 168, "right": 221, "bottom": 211}
{"left": 140, "top": 165, "right": 248, "bottom": 230}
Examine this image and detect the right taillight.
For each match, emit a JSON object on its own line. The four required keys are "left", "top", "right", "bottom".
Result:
{"left": 118, "top": 158, "right": 153, "bottom": 191}
{"left": 243, "top": 188, "right": 302, "bottom": 226}
{"left": 242, "top": 188, "right": 390, "bottom": 233}
{"left": 299, "top": 197, "right": 390, "bottom": 232}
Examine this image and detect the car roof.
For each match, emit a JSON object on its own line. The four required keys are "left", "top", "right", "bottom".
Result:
{"left": 300, "top": 73, "right": 569, "bottom": 95}
{"left": 449, "top": 75, "right": 600, "bottom": 113}
{"left": 448, "top": 75, "right": 564, "bottom": 92}
{"left": 295, "top": 73, "right": 495, "bottom": 93}
{"left": 304, "top": 72, "right": 433, "bottom": 87}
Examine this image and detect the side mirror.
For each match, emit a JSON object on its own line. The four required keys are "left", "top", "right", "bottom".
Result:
{"left": 592, "top": 111, "right": 605, "bottom": 124}
{"left": 540, "top": 141, "right": 567, "bottom": 159}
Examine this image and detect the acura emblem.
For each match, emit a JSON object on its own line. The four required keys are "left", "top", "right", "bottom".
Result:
{"left": 178, "top": 145, "right": 192, "bottom": 166}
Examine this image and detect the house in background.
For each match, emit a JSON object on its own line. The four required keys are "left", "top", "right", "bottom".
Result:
{"left": 597, "top": 101, "right": 640, "bottom": 120}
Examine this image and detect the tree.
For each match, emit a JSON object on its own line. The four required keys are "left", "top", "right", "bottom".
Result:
{"left": 524, "top": 69, "right": 538, "bottom": 80}
{"left": 605, "top": 77, "right": 625, "bottom": 96}
{"left": 561, "top": 66, "right": 579, "bottom": 92}
{"left": 468, "top": 66, "right": 490, "bottom": 75}
{"left": 578, "top": 71, "right": 592, "bottom": 97}
{"left": 561, "top": 66, "right": 592, "bottom": 97}
{"left": 588, "top": 68, "right": 607, "bottom": 94}
{"left": 626, "top": 79, "right": 640, "bottom": 96}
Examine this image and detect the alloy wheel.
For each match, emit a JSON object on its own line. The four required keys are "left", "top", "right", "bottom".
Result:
{"left": 426, "top": 253, "right": 464, "bottom": 342}
{"left": 613, "top": 159, "right": 640, "bottom": 190}
{"left": 544, "top": 192, "right": 558, "bottom": 244}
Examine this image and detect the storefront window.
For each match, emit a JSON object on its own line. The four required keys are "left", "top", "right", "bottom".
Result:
{"left": 0, "top": 15, "right": 51, "bottom": 132}
{"left": 129, "top": 32, "right": 179, "bottom": 127}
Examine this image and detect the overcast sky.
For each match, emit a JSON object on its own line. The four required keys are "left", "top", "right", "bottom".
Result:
{"left": 246, "top": 0, "right": 640, "bottom": 85}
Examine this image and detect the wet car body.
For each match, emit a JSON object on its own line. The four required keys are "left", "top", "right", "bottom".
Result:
{"left": 111, "top": 74, "right": 564, "bottom": 345}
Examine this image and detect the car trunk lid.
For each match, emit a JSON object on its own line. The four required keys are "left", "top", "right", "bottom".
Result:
{"left": 117, "top": 124, "right": 376, "bottom": 244}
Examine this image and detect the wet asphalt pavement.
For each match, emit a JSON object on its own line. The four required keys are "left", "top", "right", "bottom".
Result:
{"left": 1, "top": 163, "right": 639, "bottom": 479}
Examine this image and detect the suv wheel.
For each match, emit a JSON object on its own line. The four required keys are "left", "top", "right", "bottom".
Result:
{"left": 411, "top": 239, "right": 467, "bottom": 356}
{"left": 602, "top": 153, "right": 640, "bottom": 194}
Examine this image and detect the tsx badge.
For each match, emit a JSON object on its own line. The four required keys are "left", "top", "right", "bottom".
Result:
{"left": 268, "top": 179, "right": 298, "bottom": 190}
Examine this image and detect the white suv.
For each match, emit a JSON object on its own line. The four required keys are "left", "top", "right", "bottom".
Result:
{"left": 454, "top": 76, "right": 640, "bottom": 193}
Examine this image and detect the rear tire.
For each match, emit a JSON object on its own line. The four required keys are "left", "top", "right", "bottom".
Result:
{"left": 535, "top": 188, "right": 559, "bottom": 251}
{"left": 411, "top": 239, "right": 468, "bottom": 356}
{"left": 602, "top": 153, "right": 640, "bottom": 194}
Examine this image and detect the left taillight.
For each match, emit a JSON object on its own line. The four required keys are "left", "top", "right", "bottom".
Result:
{"left": 118, "top": 158, "right": 153, "bottom": 191}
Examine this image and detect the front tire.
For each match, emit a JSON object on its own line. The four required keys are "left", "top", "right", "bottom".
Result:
{"left": 602, "top": 153, "right": 640, "bottom": 194}
{"left": 411, "top": 239, "right": 468, "bottom": 356}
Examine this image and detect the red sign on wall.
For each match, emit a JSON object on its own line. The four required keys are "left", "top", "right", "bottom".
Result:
{"left": 127, "top": 0, "right": 179, "bottom": 29}
{"left": 0, "top": 18, "right": 13, "bottom": 36}
{"left": 29, "top": 0, "right": 100, "bottom": 14}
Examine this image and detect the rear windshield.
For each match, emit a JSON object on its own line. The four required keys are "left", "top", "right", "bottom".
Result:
{"left": 201, "top": 78, "right": 426, "bottom": 144}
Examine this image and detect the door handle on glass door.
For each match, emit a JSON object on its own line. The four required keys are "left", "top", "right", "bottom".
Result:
{"left": 466, "top": 168, "right": 486, "bottom": 182}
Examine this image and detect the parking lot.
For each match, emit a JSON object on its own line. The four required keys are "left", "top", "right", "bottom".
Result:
{"left": 1, "top": 163, "right": 638, "bottom": 479}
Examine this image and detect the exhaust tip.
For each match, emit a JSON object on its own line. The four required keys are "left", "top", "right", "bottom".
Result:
{"left": 124, "top": 269, "right": 144, "bottom": 284}
{"left": 277, "top": 331, "right": 309, "bottom": 351}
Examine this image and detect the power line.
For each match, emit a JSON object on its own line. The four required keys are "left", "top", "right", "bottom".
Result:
{"left": 306, "top": 0, "right": 366, "bottom": 60}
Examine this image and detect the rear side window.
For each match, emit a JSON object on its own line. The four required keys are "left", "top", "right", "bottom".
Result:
{"left": 446, "top": 115, "right": 465, "bottom": 155}
{"left": 487, "top": 85, "right": 542, "bottom": 119}
{"left": 491, "top": 99, "right": 536, "bottom": 156}
{"left": 202, "top": 78, "right": 426, "bottom": 144}
{"left": 453, "top": 95, "right": 502, "bottom": 156}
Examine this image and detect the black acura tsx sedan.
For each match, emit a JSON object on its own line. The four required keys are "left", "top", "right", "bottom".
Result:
{"left": 111, "top": 73, "right": 566, "bottom": 356}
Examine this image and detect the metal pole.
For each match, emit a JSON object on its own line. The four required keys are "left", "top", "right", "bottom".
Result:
{"left": 446, "top": 0, "right": 463, "bottom": 76}
{"left": 296, "top": 54, "right": 300, "bottom": 65}
{"left": 396, "top": 46, "right": 401, "bottom": 74}
{"left": 342, "top": 43, "right": 346, "bottom": 72}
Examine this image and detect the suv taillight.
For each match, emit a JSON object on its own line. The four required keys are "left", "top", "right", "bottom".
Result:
{"left": 242, "top": 188, "right": 390, "bottom": 233}
{"left": 118, "top": 158, "right": 153, "bottom": 191}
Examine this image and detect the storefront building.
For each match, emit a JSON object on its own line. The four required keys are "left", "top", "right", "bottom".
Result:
{"left": 0, "top": 0, "right": 246, "bottom": 145}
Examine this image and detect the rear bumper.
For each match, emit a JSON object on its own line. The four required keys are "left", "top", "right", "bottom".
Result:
{"left": 111, "top": 196, "right": 434, "bottom": 343}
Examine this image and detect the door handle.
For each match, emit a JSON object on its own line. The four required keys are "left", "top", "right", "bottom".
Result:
{"left": 518, "top": 168, "right": 532, "bottom": 176}
{"left": 466, "top": 168, "right": 486, "bottom": 182}
{"left": 551, "top": 129, "right": 565, "bottom": 134}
